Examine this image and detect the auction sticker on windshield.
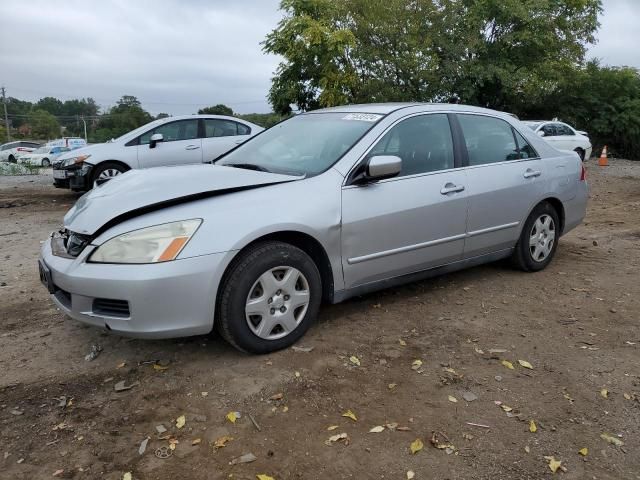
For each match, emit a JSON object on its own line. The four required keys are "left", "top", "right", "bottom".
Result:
{"left": 342, "top": 113, "right": 383, "bottom": 122}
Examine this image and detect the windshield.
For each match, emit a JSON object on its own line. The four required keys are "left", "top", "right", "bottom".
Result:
{"left": 524, "top": 122, "right": 542, "bottom": 131}
{"left": 217, "top": 112, "right": 382, "bottom": 176}
{"left": 35, "top": 146, "right": 49, "bottom": 153}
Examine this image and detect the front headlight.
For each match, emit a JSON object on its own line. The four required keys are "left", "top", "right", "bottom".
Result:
{"left": 63, "top": 154, "right": 91, "bottom": 167}
{"left": 88, "top": 219, "right": 202, "bottom": 264}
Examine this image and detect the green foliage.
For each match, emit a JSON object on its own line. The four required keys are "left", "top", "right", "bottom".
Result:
{"left": 90, "top": 95, "right": 153, "bottom": 143}
{"left": 237, "top": 112, "right": 291, "bottom": 128}
{"left": 264, "top": 0, "right": 602, "bottom": 112}
{"left": 198, "top": 104, "right": 234, "bottom": 115}
{"left": 28, "top": 109, "right": 60, "bottom": 139}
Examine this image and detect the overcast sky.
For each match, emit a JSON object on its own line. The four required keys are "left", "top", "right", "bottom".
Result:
{"left": 0, "top": 0, "right": 638, "bottom": 116}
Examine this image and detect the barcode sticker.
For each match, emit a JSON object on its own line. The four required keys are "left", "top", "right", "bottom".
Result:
{"left": 342, "top": 113, "right": 383, "bottom": 122}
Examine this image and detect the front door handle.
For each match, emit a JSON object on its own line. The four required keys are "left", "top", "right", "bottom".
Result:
{"left": 440, "top": 183, "right": 465, "bottom": 195}
{"left": 185, "top": 145, "right": 200, "bottom": 150}
{"left": 234, "top": 139, "right": 246, "bottom": 145}
{"left": 524, "top": 169, "right": 541, "bottom": 178}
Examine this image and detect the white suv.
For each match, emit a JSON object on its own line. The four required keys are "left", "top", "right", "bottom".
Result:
{"left": 53, "top": 115, "right": 263, "bottom": 191}
{"left": 0, "top": 141, "right": 41, "bottom": 163}
{"left": 522, "top": 121, "right": 592, "bottom": 161}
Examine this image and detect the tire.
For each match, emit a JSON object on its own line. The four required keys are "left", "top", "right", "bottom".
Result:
{"left": 574, "top": 148, "right": 585, "bottom": 161}
{"left": 217, "top": 241, "right": 322, "bottom": 354}
{"left": 8, "top": 155, "right": 16, "bottom": 164}
{"left": 91, "top": 162, "right": 127, "bottom": 186}
{"left": 41, "top": 158, "right": 50, "bottom": 167}
{"left": 512, "top": 202, "right": 560, "bottom": 272}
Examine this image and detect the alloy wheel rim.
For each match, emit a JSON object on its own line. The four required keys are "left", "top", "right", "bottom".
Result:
{"left": 245, "top": 266, "right": 310, "bottom": 340}
{"left": 98, "top": 168, "right": 122, "bottom": 180}
{"left": 529, "top": 214, "right": 556, "bottom": 262}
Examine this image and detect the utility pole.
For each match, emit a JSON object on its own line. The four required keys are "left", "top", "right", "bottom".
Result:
{"left": 81, "top": 115, "right": 87, "bottom": 141}
{"left": 1, "top": 86, "right": 10, "bottom": 142}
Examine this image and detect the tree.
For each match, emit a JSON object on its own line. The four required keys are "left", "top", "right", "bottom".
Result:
{"left": 36, "top": 97, "right": 64, "bottom": 116}
{"left": 29, "top": 109, "right": 60, "bottom": 139}
{"left": 90, "top": 95, "right": 152, "bottom": 143}
{"left": 264, "top": 0, "right": 602, "bottom": 114}
{"left": 156, "top": 113, "right": 170, "bottom": 119}
{"left": 198, "top": 104, "right": 234, "bottom": 115}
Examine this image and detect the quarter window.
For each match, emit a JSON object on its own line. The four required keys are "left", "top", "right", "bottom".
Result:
{"left": 204, "top": 119, "right": 247, "bottom": 138}
{"left": 513, "top": 130, "right": 538, "bottom": 159}
{"left": 541, "top": 124, "right": 557, "bottom": 136}
{"left": 458, "top": 114, "right": 520, "bottom": 166}
{"left": 139, "top": 119, "right": 199, "bottom": 145}
{"left": 368, "top": 114, "right": 454, "bottom": 177}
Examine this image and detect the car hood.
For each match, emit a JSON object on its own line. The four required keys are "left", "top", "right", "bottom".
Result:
{"left": 64, "top": 164, "right": 300, "bottom": 235}
{"left": 55, "top": 143, "right": 104, "bottom": 162}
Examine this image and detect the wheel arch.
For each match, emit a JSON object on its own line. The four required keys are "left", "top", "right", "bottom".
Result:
{"left": 217, "top": 230, "right": 335, "bottom": 305}
{"left": 90, "top": 160, "right": 131, "bottom": 181}
{"left": 525, "top": 197, "right": 565, "bottom": 235}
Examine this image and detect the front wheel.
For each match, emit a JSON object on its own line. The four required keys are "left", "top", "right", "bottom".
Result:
{"left": 41, "top": 158, "right": 50, "bottom": 167}
{"left": 574, "top": 148, "right": 585, "bottom": 161}
{"left": 512, "top": 202, "right": 560, "bottom": 272}
{"left": 217, "top": 242, "right": 322, "bottom": 353}
{"left": 91, "top": 162, "right": 127, "bottom": 186}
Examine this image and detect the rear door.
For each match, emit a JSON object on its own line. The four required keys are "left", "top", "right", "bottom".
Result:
{"left": 341, "top": 113, "right": 468, "bottom": 289}
{"left": 201, "top": 119, "right": 251, "bottom": 162}
{"left": 137, "top": 119, "right": 202, "bottom": 168}
{"left": 456, "top": 114, "right": 545, "bottom": 258}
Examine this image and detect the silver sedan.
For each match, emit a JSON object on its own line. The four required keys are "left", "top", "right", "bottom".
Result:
{"left": 39, "top": 103, "right": 588, "bottom": 353}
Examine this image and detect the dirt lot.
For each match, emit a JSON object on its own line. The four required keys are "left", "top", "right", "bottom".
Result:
{"left": 1, "top": 161, "right": 639, "bottom": 480}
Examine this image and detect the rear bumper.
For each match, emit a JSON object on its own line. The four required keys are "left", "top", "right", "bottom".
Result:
{"left": 563, "top": 181, "right": 589, "bottom": 235}
{"left": 40, "top": 237, "right": 231, "bottom": 338}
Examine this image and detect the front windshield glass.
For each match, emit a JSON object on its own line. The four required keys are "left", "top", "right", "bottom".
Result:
{"left": 217, "top": 112, "right": 382, "bottom": 176}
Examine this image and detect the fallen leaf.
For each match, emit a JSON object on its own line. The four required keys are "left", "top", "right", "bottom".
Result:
{"left": 342, "top": 410, "right": 357, "bottom": 421}
{"left": 430, "top": 431, "right": 456, "bottom": 452}
{"left": 388, "top": 383, "right": 397, "bottom": 390}
{"left": 518, "top": 359, "right": 533, "bottom": 369}
{"left": 369, "top": 425, "right": 385, "bottom": 433}
{"left": 600, "top": 389, "right": 608, "bottom": 399}
{"left": 270, "top": 393, "right": 284, "bottom": 401}
{"left": 325, "top": 432, "right": 349, "bottom": 445}
{"left": 407, "top": 471, "right": 415, "bottom": 480}
{"left": 474, "top": 346, "right": 485, "bottom": 354}
{"left": 327, "top": 425, "right": 339, "bottom": 431}
{"left": 168, "top": 438, "right": 178, "bottom": 450}
{"left": 410, "top": 438, "right": 423, "bottom": 454}
{"left": 448, "top": 395, "right": 458, "bottom": 403}
{"left": 399, "top": 339, "right": 407, "bottom": 346}
{"left": 600, "top": 433, "right": 624, "bottom": 446}
{"left": 501, "top": 360, "right": 514, "bottom": 370}
{"left": 153, "top": 363, "right": 169, "bottom": 371}
{"left": 229, "top": 453, "right": 257, "bottom": 465}
{"left": 524, "top": 445, "right": 530, "bottom": 454}
{"left": 623, "top": 393, "right": 631, "bottom": 400}
{"left": 226, "top": 411, "right": 238, "bottom": 423}
{"left": 282, "top": 406, "right": 289, "bottom": 413}
{"left": 489, "top": 348, "right": 507, "bottom": 354}
{"left": 116, "top": 362, "right": 126, "bottom": 369}
{"left": 544, "top": 456, "right": 562, "bottom": 473}
{"left": 529, "top": 420, "right": 537, "bottom": 433}
{"left": 53, "top": 470, "right": 64, "bottom": 477}
{"left": 291, "top": 346, "right": 314, "bottom": 353}
{"left": 579, "top": 447, "right": 588, "bottom": 456}
{"left": 192, "top": 438, "right": 201, "bottom": 446}
{"left": 256, "top": 475, "right": 275, "bottom": 480}
{"left": 175, "top": 415, "right": 186, "bottom": 429}
{"left": 295, "top": 371, "right": 301, "bottom": 378}
{"left": 123, "top": 473, "right": 132, "bottom": 480}
{"left": 349, "top": 355, "right": 361, "bottom": 366}
{"left": 213, "top": 435, "right": 233, "bottom": 449}
{"left": 396, "top": 426, "right": 411, "bottom": 431}
{"left": 411, "top": 359, "right": 423, "bottom": 371}
{"left": 500, "top": 404, "right": 513, "bottom": 413}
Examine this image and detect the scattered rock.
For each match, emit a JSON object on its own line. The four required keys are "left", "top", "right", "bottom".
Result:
{"left": 114, "top": 380, "right": 139, "bottom": 392}
{"left": 155, "top": 424, "right": 167, "bottom": 434}
{"left": 84, "top": 344, "right": 103, "bottom": 361}
{"left": 291, "top": 346, "right": 314, "bottom": 353}
{"left": 494, "top": 375, "right": 503, "bottom": 382}
{"left": 10, "top": 409, "right": 23, "bottom": 416}
{"left": 139, "top": 437, "right": 150, "bottom": 455}
{"left": 229, "top": 452, "right": 257, "bottom": 465}
{"left": 462, "top": 391, "right": 478, "bottom": 402}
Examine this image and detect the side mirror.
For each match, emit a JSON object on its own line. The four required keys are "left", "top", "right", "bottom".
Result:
{"left": 149, "top": 133, "right": 164, "bottom": 148}
{"left": 537, "top": 130, "right": 546, "bottom": 137}
{"left": 365, "top": 155, "right": 402, "bottom": 182}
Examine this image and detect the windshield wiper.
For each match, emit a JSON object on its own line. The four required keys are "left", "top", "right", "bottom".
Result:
{"left": 225, "top": 163, "right": 271, "bottom": 173}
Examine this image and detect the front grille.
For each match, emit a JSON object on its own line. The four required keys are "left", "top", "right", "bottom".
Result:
{"left": 93, "top": 298, "right": 130, "bottom": 318}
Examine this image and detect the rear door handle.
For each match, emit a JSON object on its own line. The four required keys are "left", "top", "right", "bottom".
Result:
{"left": 524, "top": 169, "right": 541, "bottom": 178}
{"left": 440, "top": 183, "right": 465, "bottom": 195}
{"left": 185, "top": 145, "right": 200, "bottom": 150}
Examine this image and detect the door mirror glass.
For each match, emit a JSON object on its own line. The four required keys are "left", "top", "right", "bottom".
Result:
{"left": 149, "top": 133, "right": 164, "bottom": 148}
{"left": 366, "top": 155, "right": 402, "bottom": 181}
{"left": 537, "top": 130, "right": 545, "bottom": 137}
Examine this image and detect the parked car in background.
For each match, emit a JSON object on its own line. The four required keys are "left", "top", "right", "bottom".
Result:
{"left": 17, "top": 145, "right": 70, "bottom": 167}
{"left": 0, "top": 141, "right": 41, "bottom": 163}
{"left": 39, "top": 103, "right": 588, "bottom": 353}
{"left": 52, "top": 115, "right": 263, "bottom": 191}
{"left": 47, "top": 137, "right": 87, "bottom": 150}
{"left": 522, "top": 121, "right": 592, "bottom": 161}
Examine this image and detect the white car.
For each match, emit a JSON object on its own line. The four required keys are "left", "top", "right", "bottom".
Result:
{"left": 522, "top": 121, "right": 592, "bottom": 161}
{"left": 0, "top": 141, "right": 41, "bottom": 163}
{"left": 18, "top": 146, "right": 70, "bottom": 167}
{"left": 53, "top": 115, "right": 264, "bottom": 191}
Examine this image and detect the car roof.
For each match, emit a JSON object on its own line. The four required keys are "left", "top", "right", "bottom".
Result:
{"left": 311, "top": 102, "right": 516, "bottom": 117}
{"left": 156, "top": 114, "right": 257, "bottom": 123}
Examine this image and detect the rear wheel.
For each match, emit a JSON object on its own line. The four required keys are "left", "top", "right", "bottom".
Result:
{"left": 574, "top": 148, "right": 585, "bottom": 161}
{"left": 512, "top": 202, "right": 560, "bottom": 272}
{"left": 217, "top": 242, "right": 322, "bottom": 353}
{"left": 8, "top": 155, "right": 16, "bottom": 163}
{"left": 41, "top": 158, "right": 50, "bottom": 167}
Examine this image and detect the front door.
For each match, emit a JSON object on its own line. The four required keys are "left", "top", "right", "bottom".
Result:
{"left": 137, "top": 119, "right": 202, "bottom": 168}
{"left": 201, "top": 119, "right": 249, "bottom": 162}
{"left": 456, "top": 114, "right": 546, "bottom": 258}
{"left": 341, "top": 113, "right": 468, "bottom": 289}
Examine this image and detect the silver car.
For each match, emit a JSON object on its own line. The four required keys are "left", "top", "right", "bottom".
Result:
{"left": 39, "top": 103, "right": 588, "bottom": 353}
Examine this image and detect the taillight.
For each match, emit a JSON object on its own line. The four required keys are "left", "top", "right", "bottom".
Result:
{"left": 580, "top": 163, "right": 586, "bottom": 181}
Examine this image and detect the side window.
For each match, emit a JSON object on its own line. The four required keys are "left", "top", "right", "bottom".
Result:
{"left": 556, "top": 124, "right": 575, "bottom": 136}
{"left": 139, "top": 120, "right": 199, "bottom": 145}
{"left": 513, "top": 130, "right": 538, "bottom": 159}
{"left": 204, "top": 119, "right": 240, "bottom": 138}
{"left": 541, "top": 124, "right": 557, "bottom": 136}
{"left": 368, "top": 114, "right": 454, "bottom": 177}
{"left": 458, "top": 114, "right": 519, "bottom": 166}
{"left": 237, "top": 123, "right": 251, "bottom": 135}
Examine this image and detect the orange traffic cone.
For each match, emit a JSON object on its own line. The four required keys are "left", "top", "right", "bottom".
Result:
{"left": 598, "top": 146, "right": 608, "bottom": 166}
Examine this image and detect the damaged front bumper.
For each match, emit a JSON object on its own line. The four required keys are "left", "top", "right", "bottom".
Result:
{"left": 39, "top": 232, "right": 229, "bottom": 338}
{"left": 52, "top": 163, "right": 93, "bottom": 191}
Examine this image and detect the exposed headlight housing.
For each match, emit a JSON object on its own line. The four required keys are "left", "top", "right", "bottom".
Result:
{"left": 88, "top": 219, "right": 202, "bottom": 264}
{"left": 62, "top": 154, "right": 91, "bottom": 167}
